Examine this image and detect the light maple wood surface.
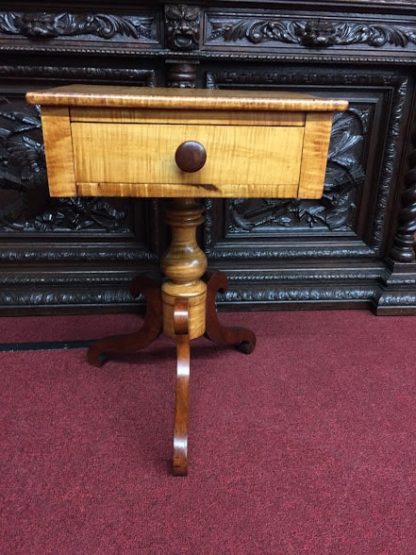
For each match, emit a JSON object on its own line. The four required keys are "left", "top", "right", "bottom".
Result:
{"left": 40, "top": 107, "right": 77, "bottom": 197}
{"left": 70, "top": 107, "right": 306, "bottom": 127}
{"left": 30, "top": 86, "right": 348, "bottom": 200}
{"left": 298, "top": 113, "right": 334, "bottom": 198}
{"left": 27, "top": 85, "right": 348, "bottom": 112}
{"left": 72, "top": 121, "right": 304, "bottom": 193}
{"left": 162, "top": 281, "right": 207, "bottom": 340}
{"left": 160, "top": 200, "right": 208, "bottom": 340}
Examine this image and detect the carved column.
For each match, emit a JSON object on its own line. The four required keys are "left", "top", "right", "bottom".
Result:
{"left": 376, "top": 115, "right": 416, "bottom": 313}
{"left": 164, "top": 4, "right": 200, "bottom": 88}
{"left": 166, "top": 61, "right": 198, "bottom": 88}
{"left": 389, "top": 126, "right": 416, "bottom": 263}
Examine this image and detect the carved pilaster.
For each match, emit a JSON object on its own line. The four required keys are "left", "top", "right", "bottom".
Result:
{"left": 164, "top": 4, "right": 200, "bottom": 50}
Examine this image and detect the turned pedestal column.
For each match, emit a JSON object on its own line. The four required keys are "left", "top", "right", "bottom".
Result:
{"left": 161, "top": 198, "right": 207, "bottom": 475}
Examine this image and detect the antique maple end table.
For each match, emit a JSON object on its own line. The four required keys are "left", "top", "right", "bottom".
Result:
{"left": 27, "top": 85, "right": 348, "bottom": 475}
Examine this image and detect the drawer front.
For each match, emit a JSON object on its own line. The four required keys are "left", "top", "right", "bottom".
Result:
{"left": 71, "top": 122, "right": 304, "bottom": 197}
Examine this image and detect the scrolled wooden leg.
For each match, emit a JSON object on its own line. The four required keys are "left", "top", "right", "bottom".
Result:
{"left": 204, "top": 271, "right": 256, "bottom": 354}
{"left": 172, "top": 299, "right": 191, "bottom": 476}
{"left": 87, "top": 276, "right": 163, "bottom": 367}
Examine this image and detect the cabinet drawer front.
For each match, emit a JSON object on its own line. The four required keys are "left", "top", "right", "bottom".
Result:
{"left": 72, "top": 122, "right": 304, "bottom": 196}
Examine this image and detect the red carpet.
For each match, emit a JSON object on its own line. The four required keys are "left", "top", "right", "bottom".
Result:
{"left": 1, "top": 310, "right": 416, "bottom": 554}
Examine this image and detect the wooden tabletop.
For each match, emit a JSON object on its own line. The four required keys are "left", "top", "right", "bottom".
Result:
{"left": 26, "top": 85, "right": 348, "bottom": 112}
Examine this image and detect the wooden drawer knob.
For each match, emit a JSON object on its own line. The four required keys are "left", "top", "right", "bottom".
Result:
{"left": 175, "top": 140, "right": 207, "bottom": 173}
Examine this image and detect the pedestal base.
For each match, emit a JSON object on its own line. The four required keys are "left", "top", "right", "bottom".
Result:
{"left": 87, "top": 271, "right": 256, "bottom": 475}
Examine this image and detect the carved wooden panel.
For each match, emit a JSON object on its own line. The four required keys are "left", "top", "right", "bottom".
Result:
{"left": 202, "top": 69, "right": 409, "bottom": 262}
{"left": 0, "top": 1, "right": 415, "bottom": 314}
{"left": 0, "top": 10, "right": 162, "bottom": 52}
{"left": 204, "top": 11, "right": 416, "bottom": 53}
{"left": 0, "top": 94, "right": 133, "bottom": 234}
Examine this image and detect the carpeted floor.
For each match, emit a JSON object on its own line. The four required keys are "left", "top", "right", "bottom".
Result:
{"left": 1, "top": 310, "right": 416, "bottom": 554}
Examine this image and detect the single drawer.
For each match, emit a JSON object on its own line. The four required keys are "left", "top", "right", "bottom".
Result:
{"left": 71, "top": 121, "right": 304, "bottom": 198}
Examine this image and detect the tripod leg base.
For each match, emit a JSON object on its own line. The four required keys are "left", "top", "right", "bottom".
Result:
{"left": 172, "top": 299, "right": 190, "bottom": 477}
{"left": 87, "top": 276, "right": 163, "bottom": 367}
{"left": 204, "top": 271, "right": 256, "bottom": 354}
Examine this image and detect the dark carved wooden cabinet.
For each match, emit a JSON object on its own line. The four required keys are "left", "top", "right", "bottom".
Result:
{"left": 1, "top": 0, "right": 416, "bottom": 315}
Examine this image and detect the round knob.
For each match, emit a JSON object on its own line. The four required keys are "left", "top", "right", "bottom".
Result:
{"left": 175, "top": 140, "right": 207, "bottom": 173}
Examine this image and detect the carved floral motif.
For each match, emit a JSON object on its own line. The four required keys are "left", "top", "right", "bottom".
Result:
{"left": 0, "top": 12, "right": 153, "bottom": 40}
{"left": 0, "top": 97, "right": 128, "bottom": 233}
{"left": 0, "top": 97, "right": 47, "bottom": 226}
{"left": 29, "top": 198, "right": 129, "bottom": 233}
{"left": 165, "top": 4, "right": 200, "bottom": 50}
{"left": 208, "top": 17, "right": 416, "bottom": 49}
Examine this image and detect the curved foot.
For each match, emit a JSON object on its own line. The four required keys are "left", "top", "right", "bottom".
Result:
{"left": 204, "top": 271, "right": 256, "bottom": 354}
{"left": 87, "top": 276, "right": 163, "bottom": 367}
{"left": 172, "top": 299, "right": 190, "bottom": 477}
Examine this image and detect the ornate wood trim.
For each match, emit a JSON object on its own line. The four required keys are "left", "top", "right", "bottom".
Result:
{"left": 0, "top": 65, "right": 157, "bottom": 85}
{"left": 0, "top": 245, "right": 157, "bottom": 263}
{"left": 0, "top": 12, "right": 155, "bottom": 40}
{"left": 205, "top": 15, "right": 416, "bottom": 50}
{"left": 166, "top": 61, "right": 199, "bottom": 87}
{"left": 214, "top": 284, "right": 379, "bottom": 305}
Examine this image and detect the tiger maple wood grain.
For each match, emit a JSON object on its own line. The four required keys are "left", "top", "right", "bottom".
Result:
{"left": 40, "top": 107, "right": 77, "bottom": 197}
{"left": 71, "top": 121, "right": 304, "bottom": 195}
{"left": 298, "top": 113, "right": 334, "bottom": 199}
{"left": 70, "top": 107, "right": 306, "bottom": 126}
{"left": 28, "top": 85, "right": 348, "bottom": 199}
{"left": 27, "top": 85, "right": 348, "bottom": 112}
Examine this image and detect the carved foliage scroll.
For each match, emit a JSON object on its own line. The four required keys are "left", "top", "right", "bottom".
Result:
{"left": 0, "top": 11, "right": 157, "bottom": 43}
{"left": 0, "top": 97, "right": 47, "bottom": 226}
{"left": 0, "top": 96, "right": 129, "bottom": 233}
{"left": 207, "top": 16, "right": 416, "bottom": 50}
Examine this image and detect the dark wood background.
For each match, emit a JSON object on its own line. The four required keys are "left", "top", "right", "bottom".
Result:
{"left": 1, "top": 0, "right": 416, "bottom": 315}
